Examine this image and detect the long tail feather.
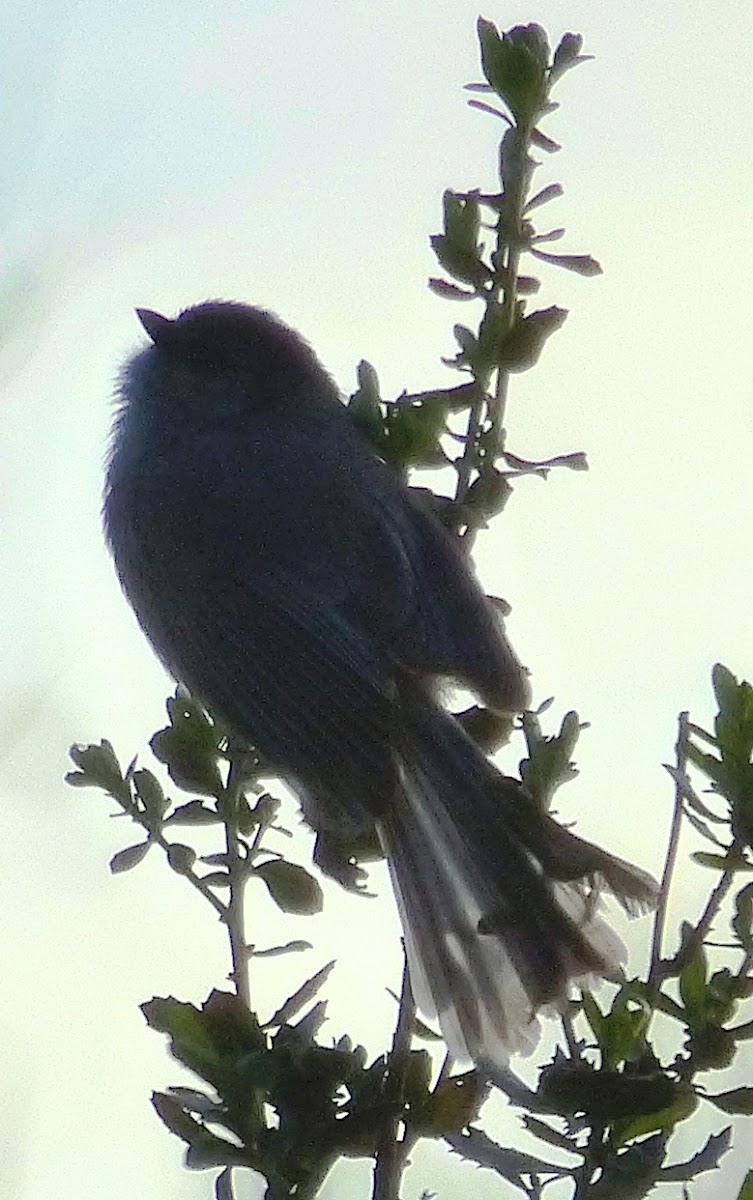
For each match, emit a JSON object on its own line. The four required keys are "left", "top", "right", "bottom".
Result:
{"left": 378, "top": 705, "right": 657, "bottom": 1068}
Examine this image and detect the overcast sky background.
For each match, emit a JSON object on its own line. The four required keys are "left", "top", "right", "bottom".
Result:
{"left": 2, "top": 1, "right": 753, "bottom": 1197}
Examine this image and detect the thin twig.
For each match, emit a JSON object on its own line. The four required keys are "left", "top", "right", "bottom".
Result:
{"left": 115, "top": 788, "right": 229, "bottom": 919}
{"left": 453, "top": 394, "right": 485, "bottom": 534}
{"left": 489, "top": 121, "right": 533, "bottom": 455}
{"left": 685, "top": 846, "right": 744, "bottom": 958}
{"left": 372, "top": 949, "right": 416, "bottom": 1200}
{"left": 153, "top": 829, "right": 228, "bottom": 918}
{"left": 223, "top": 753, "right": 251, "bottom": 1008}
{"left": 650, "top": 712, "right": 746, "bottom": 985}
{"left": 649, "top": 711, "right": 689, "bottom": 987}
{"left": 561, "top": 1006, "right": 582, "bottom": 1061}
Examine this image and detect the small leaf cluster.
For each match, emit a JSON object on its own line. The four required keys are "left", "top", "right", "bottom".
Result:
{"left": 687, "top": 663, "right": 753, "bottom": 849}
{"left": 518, "top": 705, "right": 586, "bottom": 810}
{"left": 348, "top": 359, "right": 462, "bottom": 476}
{"left": 142, "top": 985, "right": 486, "bottom": 1200}
{"left": 476, "top": 666, "right": 753, "bottom": 1198}
{"left": 66, "top": 693, "right": 323, "bottom": 919}
{"left": 346, "top": 21, "right": 595, "bottom": 541}
{"left": 443, "top": 667, "right": 753, "bottom": 1198}
{"left": 431, "top": 23, "right": 600, "bottom": 395}
{"left": 66, "top": 693, "right": 495, "bottom": 1198}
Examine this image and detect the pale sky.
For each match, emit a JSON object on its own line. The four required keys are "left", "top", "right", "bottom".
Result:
{"left": 2, "top": 1, "right": 753, "bottom": 1198}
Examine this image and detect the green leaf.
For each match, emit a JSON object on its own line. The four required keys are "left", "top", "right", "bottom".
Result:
{"left": 290, "top": 999, "right": 328, "bottom": 1042}
{"left": 539, "top": 1055, "right": 683, "bottom": 1123}
{"left": 264, "top": 961, "right": 335, "bottom": 1028}
{"left": 686, "top": 741, "right": 724, "bottom": 783}
{"left": 550, "top": 33, "right": 594, "bottom": 84}
{"left": 254, "top": 859, "right": 324, "bottom": 915}
{"left": 167, "top": 1087, "right": 222, "bottom": 1118}
{"left": 166, "top": 843, "right": 197, "bottom": 875}
{"left": 504, "top": 448, "right": 588, "bottom": 472}
{"left": 520, "top": 1113, "right": 580, "bottom": 1152}
{"left": 707, "top": 664, "right": 753, "bottom": 843}
{"left": 733, "top": 882, "right": 753, "bottom": 951}
{"left": 412, "top": 1071, "right": 487, "bottom": 1135}
{"left": 585, "top": 1134, "right": 665, "bottom": 1197}
{"left": 348, "top": 359, "right": 386, "bottom": 453}
{"left": 144, "top": 992, "right": 267, "bottom": 1106}
{"left": 684, "top": 808, "right": 728, "bottom": 846}
{"left": 200, "top": 871, "right": 231, "bottom": 888}
{"left": 524, "top": 182, "right": 564, "bottom": 212}
{"left": 446, "top": 1127, "right": 568, "bottom": 1182}
{"left": 530, "top": 228, "right": 568, "bottom": 248}
{"left": 691, "top": 851, "right": 736, "bottom": 869}
{"left": 516, "top": 275, "right": 541, "bottom": 294}
{"left": 132, "top": 767, "right": 169, "bottom": 821}
{"left": 495, "top": 305, "right": 568, "bottom": 372}
{"left": 582, "top": 992, "right": 607, "bottom": 1050}
{"left": 519, "top": 709, "right": 583, "bottom": 808}
{"left": 660, "top": 1128, "right": 733, "bottom": 1183}
{"left": 429, "top": 234, "right": 491, "bottom": 288}
{"left": 530, "top": 126, "right": 561, "bottom": 153}
{"left": 150, "top": 692, "right": 224, "bottom": 796}
{"left": 248, "top": 792, "right": 281, "bottom": 828}
{"left": 443, "top": 189, "right": 481, "bottom": 250}
{"left": 166, "top": 799, "right": 221, "bottom": 825}
{"left": 679, "top": 942, "right": 707, "bottom": 1019}
{"left": 613, "top": 1086, "right": 697, "bottom": 1146}
{"left": 521, "top": 1114, "right": 580, "bottom": 1154}
{"left": 706, "top": 1087, "right": 753, "bottom": 1115}
{"left": 477, "top": 20, "right": 549, "bottom": 122}
{"left": 110, "top": 840, "right": 151, "bottom": 874}
{"left": 251, "top": 940, "right": 312, "bottom": 959}
{"left": 465, "top": 469, "right": 512, "bottom": 521}
{"left": 151, "top": 1091, "right": 244, "bottom": 1165}
{"left": 453, "top": 323, "right": 477, "bottom": 355}
{"left": 428, "top": 277, "right": 476, "bottom": 300}
{"left": 737, "top": 1170, "right": 753, "bottom": 1200}
{"left": 705, "top": 966, "right": 748, "bottom": 1023}
{"left": 552, "top": 33, "right": 583, "bottom": 67}
{"left": 601, "top": 1002, "right": 650, "bottom": 1069}
{"left": 467, "top": 97, "right": 511, "bottom": 123}
{"left": 143, "top": 995, "right": 211, "bottom": 1039}
{"left": 443, "top": 323, "right": 487, "bottom": 381}
{"left": 67, "top": 739, "right": 128, "bottom": 801}
{"left": 143, "top": 997, "right": 224, "bottom": 1083}
{"left": 713, "top": 662, "right": 740, "bottom": 711}
{"left": 530, "top": 249, "right": 603, "bottom": 276}
{"left": 575, "top": 993, "right": 647, "bottom": 1070}
{"left": 382, "top": 397, "right": 448, "bottom": 470}
{"left": 686, "top": 1021, "right": 736, "bottom": 1070}
{"left": 201, "top": 990, "right": 267, "bottom": 1056}
{"left": 402, "top": 1049, "right": 433, "bottom": 1108}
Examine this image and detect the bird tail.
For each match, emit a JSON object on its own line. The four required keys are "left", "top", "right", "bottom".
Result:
{"left": 377, "top": 704, "right": 658, "bottom": 1068}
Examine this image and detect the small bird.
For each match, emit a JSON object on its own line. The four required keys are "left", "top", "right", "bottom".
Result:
{"left": 104, "top": 300, "right": 657, "bottom": 1068}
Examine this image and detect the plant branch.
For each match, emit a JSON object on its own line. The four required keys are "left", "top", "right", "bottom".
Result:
{"left": 688, "top": 843, "right": 745, "bottom": 955}
{"left": 373, "top": 949, "right": 416, "bottom": 1200}
{"left": 223, "top": 753, "right": 251, "bottom": 1009}
{"left": 488, "top": 120, "right": 534, "bottom": 455}
{"left": 649, "top": 711, "right": 689, "bottom": 988}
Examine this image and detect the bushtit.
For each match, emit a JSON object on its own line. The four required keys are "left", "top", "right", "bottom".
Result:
{"left": 104, "top": 300, "right": 657, "bottom": 1067}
